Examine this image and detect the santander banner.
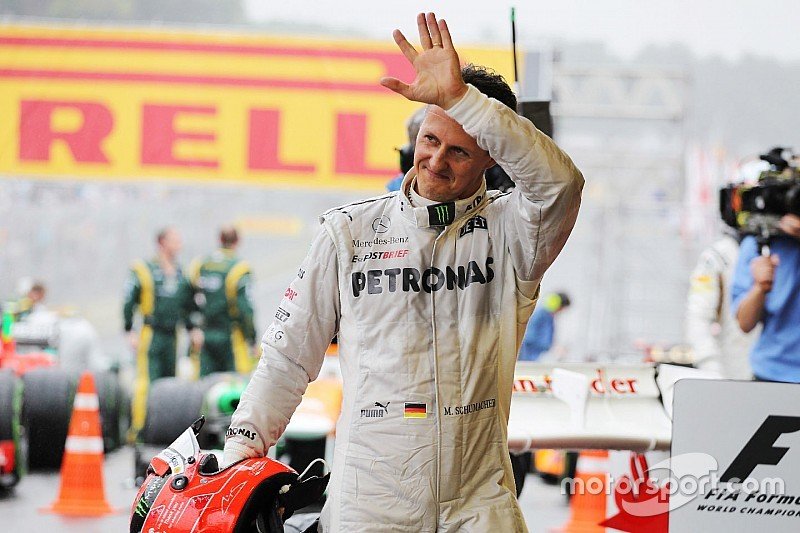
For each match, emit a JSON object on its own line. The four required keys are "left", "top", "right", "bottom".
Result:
{"left": 0, "top": 25, "right": 514, "bottom": 191}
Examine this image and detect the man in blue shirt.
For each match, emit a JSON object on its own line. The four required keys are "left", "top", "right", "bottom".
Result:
{"left": 519, "top": 292, "right": 571, "bottom": 361}
{"left": 732, "top": 214, "right": 800, "bottom": 382}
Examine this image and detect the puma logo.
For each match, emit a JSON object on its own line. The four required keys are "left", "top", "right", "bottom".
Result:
{"left": 361, "top": 401, "right": 390, "bottom": 418}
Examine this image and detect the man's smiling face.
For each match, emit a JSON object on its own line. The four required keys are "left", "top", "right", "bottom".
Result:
{"left": 413, "top": 106, "right": 495, "bottom": 203}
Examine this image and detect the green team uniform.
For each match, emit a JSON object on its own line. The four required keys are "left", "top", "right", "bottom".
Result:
{"left": 189, "top": 249, "right": 256, "bottom": 376}
{"left": 123, "top": 259, "right": 194, "bottom": 437}
{"left": 12, "top": 297, "right": 35, "bottom": 322}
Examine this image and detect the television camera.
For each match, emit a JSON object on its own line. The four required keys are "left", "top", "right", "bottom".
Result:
{"left": 720, "top": 147, "right": 800, "bottom": 250}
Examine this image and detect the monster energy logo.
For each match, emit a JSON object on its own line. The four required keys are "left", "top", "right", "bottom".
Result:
{"left": 428, "top": 202, "right": 455, "bottom": 226}
{"left": 135, "top": 497, "right": 150, "bottom": 517}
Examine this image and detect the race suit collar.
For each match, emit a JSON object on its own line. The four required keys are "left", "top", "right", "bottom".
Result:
{"left": 398, "top": 170, "right": 488, "bottom": 228}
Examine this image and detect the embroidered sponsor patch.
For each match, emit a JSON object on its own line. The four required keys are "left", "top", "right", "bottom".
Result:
{"left": 458, "top": 215, "right": 488, "bottom": 238}
{"left": 404, "top": 402, "right": 427, "bottom": 419}
{"left": 352, "top": 236, "right": 409, "bottom": 247}
{"left": 275, "top": 307, "right": 290, "bottom": 322}
{"left": 351, "top": 257, "right": 494, "bottom": 297}
{"left": 372, "top": 215, "right": 391, "bottom": 233}
{"left": 361, "top": 401, "right": 390, "bottom": 418}
{"left": 427, "top": 202, "right": 455, "bottom": 226}
{"left": 352, "top": 249, "right": 409, "bottom": 262}
{"left": 264, "top": 323, "right": 284, "bottom": 343}
{"left": 226, "top": 426, "right": 256, "bottom": 440}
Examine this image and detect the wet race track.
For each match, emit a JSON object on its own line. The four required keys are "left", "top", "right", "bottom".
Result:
{"left": 0, "top": 447, "right": 569, "bottom": 532}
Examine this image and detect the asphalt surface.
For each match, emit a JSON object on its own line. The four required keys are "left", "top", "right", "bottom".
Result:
{"left": 0, "top": 447, "right": 570, "bottom": 532}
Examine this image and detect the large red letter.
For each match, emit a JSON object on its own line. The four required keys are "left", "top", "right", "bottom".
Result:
{"left": 19, "top": 100, "right": 113, "bottom": 163}
{"left": 141, "top": 105, "right": 218, "bottom": 168}
{"left": 248, "top": 109, "right": 315, "bottom": 172}
{"left": 335, "top": 113, "right": 395, "bottom": 177}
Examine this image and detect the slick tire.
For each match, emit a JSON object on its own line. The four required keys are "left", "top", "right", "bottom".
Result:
{"left": 22, "top": 368, "right": 74, "bottom": 470}
{"left": 510, "top": 451, "right": 531, "bottom": 498}
{"left": 92, "top": 371, "right": 124, "bottom": 452}
{"left": 0, "top": 369, "right": 26, "bottom": 490}
{"left": 141, "top": 377, "right": 204, "bottom": 446}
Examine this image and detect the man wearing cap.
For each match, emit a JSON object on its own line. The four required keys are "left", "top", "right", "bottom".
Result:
{"left": 519, "top": 291, "right": 572, "bottom": 362}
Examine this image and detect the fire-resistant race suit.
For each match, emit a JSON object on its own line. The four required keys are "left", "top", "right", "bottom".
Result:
{"left": 685, "top": 235, "right": 757, "bottom": 379}
{"left": 224, "top": 85, "right": 584, "bottom": 532}
{"left": 189, "top": 249, "right": 257, "bottom": 376}
{"left": 123, "top": 259, "right": 194, "bottom": 437}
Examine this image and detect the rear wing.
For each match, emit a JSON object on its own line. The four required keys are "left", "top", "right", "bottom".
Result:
{"left": 508, "top": 362, "right": 672, "bottom": 452}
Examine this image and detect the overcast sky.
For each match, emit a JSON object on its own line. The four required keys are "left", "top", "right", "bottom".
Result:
{"left": 245, "top": 0, "right": 800, "bottom": 63}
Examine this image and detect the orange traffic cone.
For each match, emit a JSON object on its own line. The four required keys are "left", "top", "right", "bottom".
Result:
{"left": 552, "top": 450, "right": 609, "bottom": 533}
{"left": 41, "top": 371, "right": 115, "bottom": 516}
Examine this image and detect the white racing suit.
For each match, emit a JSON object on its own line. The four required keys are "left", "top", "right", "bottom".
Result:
{"left": 224, "top": 85, "right": 584, "bottom": 532}
{"left": 685, "top": 235, "right": 757, "bottom": 379}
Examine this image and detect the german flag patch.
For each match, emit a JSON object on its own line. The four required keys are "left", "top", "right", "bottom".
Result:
{"left": 404, "top": 402, "right": 427, "bottom": 419}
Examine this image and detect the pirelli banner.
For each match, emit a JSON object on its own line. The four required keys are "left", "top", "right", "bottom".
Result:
{"left": 0, "top": 25, "right": 514, "bottom": 191}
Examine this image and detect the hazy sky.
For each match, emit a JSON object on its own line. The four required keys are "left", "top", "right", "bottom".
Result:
{"left": 245, "top": 0, "right": 800, "bottom": 62}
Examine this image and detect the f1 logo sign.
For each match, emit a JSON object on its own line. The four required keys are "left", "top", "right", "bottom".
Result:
{"left": 720, "top": 415, "right": 800, "bottom": 482}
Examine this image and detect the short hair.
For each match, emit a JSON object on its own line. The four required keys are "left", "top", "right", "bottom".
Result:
{"left": 30, "top": 282, "right": 46, "bottom": 295}
{"left": 461, "top": 64, "right": 517, "bottom": 111}
{"left": 406, "top": 106, "right": 427, "bottom": 145}
{"left": 156, "top": 227, "right": 173, "bottom": 246}
{"left": 220, "top": 226, "right": 239, "bottom": 248}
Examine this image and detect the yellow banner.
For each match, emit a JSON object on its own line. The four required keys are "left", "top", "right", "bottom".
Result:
{"left": 0, "top": 25, "right": 516, "bottom": 191}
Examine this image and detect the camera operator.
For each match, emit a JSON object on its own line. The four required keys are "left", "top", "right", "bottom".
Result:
{"left": 732, "top": 214, "right": 800, "bottom": 382}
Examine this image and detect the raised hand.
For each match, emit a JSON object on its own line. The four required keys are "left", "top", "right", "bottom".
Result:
{"left": 380, "top": 12, "right": 468, "bottom": 110}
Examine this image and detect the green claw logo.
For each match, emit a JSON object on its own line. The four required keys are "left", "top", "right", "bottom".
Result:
{"left": 135, "top": 497, "right": 150, "bottom": 517}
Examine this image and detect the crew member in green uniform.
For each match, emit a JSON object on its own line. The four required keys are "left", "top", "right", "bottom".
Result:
{"left": 189, "top": 226, "right": 256, "bottom": 377}
{"left": 124, "top": 227, "right": 197, "bottom": 439}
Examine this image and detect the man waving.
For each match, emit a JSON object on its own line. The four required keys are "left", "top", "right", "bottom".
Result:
{"left": 225, "top": 13, "right": 583, "bottom": 532}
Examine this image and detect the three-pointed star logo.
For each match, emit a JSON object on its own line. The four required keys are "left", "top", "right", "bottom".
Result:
{"left": 372, "top": 215, "right": 391, "bottom": 233}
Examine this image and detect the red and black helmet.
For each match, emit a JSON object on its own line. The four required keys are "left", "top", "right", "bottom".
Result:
{"left": 130, "top": 419, "right": 327, "bottom": 533}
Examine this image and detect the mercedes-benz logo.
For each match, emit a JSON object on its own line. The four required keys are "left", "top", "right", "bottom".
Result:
{"left": 372, "top": 215, "right": 391, "bottom": 233}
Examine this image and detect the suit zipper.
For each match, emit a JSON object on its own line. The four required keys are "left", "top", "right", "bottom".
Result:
{"left": 430, "top": 227, "right": 444, "bottom": 529}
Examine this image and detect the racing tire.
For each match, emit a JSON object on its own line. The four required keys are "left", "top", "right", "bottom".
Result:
{"left": 510, "top": 451, "right": 531, "bottom": 498}
{"left": 0, "top": 370, "right": 26, "bottom": 490}
{"left": 141, "top": 377, "right": 205, "bottom": 446}
{"left": 93, "top": 370, "right": 124, "bottom": 452}
{"left": 22, "top": 367, "right": 75, "bottom": 470}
